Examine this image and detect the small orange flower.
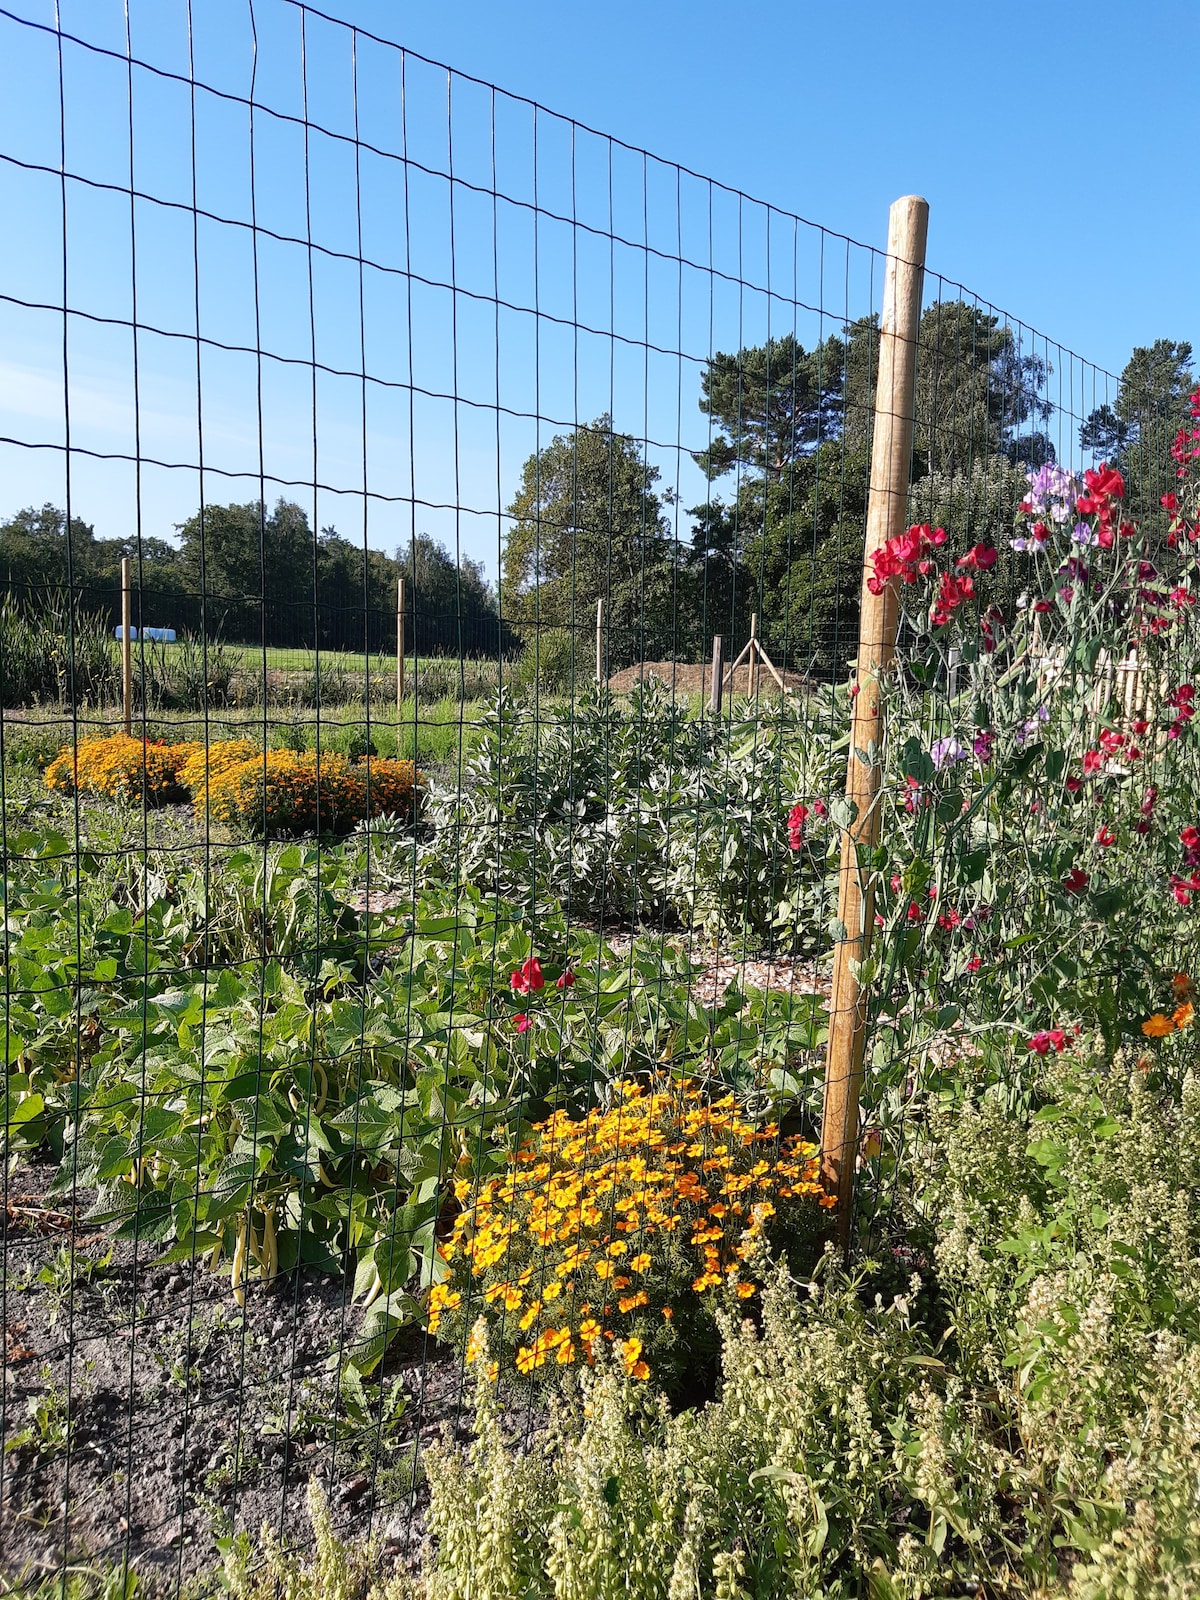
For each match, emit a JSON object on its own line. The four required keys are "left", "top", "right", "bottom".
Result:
{"left": 1173, "top": 1001, "right": 1195, "bottom": 1029}
{"left": 1142, "top": 1014, "right": 1176, "bottom": 1038}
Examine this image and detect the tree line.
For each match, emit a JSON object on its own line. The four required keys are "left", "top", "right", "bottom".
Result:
{"left": 2, "top": 307, "right": 1192, "bottom": 676}
{"left": 0, "top": 503, "right": 511, "bottom": 658}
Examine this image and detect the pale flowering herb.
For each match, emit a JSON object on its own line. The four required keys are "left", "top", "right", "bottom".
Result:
{"left": 930, "top": 736, "right": 968, "bottom": 771}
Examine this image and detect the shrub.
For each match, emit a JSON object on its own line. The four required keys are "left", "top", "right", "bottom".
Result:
{"left": 43, "top": 734, "right": 200, "bottom": 804}
{"left": 421, "top": 680, "right": 841, "bottom": 945}
{"left": 422, "top": 1057, "right": 1200, "bottom": 1600}
{"left": 203, "top": 749, "right": 423, "bottom": 837}
{"left": 178, "top": 738, "right": 260, "bottom": 811}
{"left": 435, "top": 1077, "right": 831, "bottom": 1394}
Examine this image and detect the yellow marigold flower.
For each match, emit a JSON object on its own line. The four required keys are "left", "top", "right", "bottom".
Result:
{"left": 556, "top": 1338, "right": 576, "bottom": 1365}
{"left": 518, "top": 1301, "right": 541, "bottom": 1331}
{"left": 629, "top": 1253, "right": 651, "bottom": 1273}
{"left": 734, "top": 1282, "right": 755, "bottom": 1299}
{"left": 578, "top": 1317, "right": 601, "bottom": 1346}
{"left": 618, "top": 1291, "right": 649, "bottom": 1313}
{"left": 485, "top": 1361, "right": 499, "bottom": 1382}
{"left": 661, "top": 1307, "right": 674, "bottom": 1320}
{"left": 541, "top": 1280, "right": 562, "bottom": 1303}
{"left": 606, "top": 1240, "right": 627, "bottom": 1257}
{"left": 1142, "top": 1013, "right": 1176, "bottom": 1038}
{"left": 629, "top": 1360, "right": 650, "bottom": 1381}
{"left": 502, "top": 1286, "right": 523, "bottom": 1312}
{"left": 515, "top": 1345, "right": 542, "bottom": 1375}
{"left": 594, "top": 1260, "right": 615, "bottom": 1280}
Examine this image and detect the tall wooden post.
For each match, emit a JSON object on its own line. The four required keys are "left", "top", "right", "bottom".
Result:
{"left": 396, "top": 578, "right": 406, "bottom": 715}
{"left": 596, "top": 597, "right": 604, "bottom": 686}
{"left": 747, "top": 612, "right": 758, "bottom": 697}
{"left": 820, "top": 195, "right": 928, "bottom": 1248}
{"left": 121, "top": 556, "right": 133, "bottom": 736}
{"left": 709, "top": 635, "right": 724, "bottom": 716}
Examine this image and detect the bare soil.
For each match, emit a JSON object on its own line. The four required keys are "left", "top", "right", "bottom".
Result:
{"left": 606, "top": 661, "right": 811, "bottom": 697}
{"left": 1, "top": 1163, "right": 477, "bottom": 1594}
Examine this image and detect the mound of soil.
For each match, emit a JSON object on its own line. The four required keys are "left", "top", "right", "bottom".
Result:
{"left": 606, "top": 661, "right": 810, "bottom": 696}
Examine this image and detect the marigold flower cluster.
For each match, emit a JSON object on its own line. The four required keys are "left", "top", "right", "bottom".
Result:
{"left": 204, "top": 748, "right": 421, "bottom": 837}
{"left": 1142, "top": 975, "right": 1196, "bottom": 1039}
{"left": 434, "top": 1078, "right": 832, "bottom": 1384}
{"left": 44, "top": 735, "right": 200, "bottom": 804}
{"left": 45, "top": 735, "right": 422, "bottom": 837}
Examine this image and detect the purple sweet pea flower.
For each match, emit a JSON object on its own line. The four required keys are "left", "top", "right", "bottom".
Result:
{"left": 930, "top": 736, "right": 968, "bottom": 771}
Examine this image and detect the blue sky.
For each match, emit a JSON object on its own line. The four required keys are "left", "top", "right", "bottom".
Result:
{"left": 0, "top": 0, "right": 1191, "bottom": 580}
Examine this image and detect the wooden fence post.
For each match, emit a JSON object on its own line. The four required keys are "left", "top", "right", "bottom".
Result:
{"left": 396, "top": 577, "right": 406, "bottom": 715}
{"left": 121, "top": 556, "right": 133, "bottom": 737}
{"left": 709, "top": 635, "right": 724, "bottom": 716}
{"left": 596, "top": 597, "right": 604, "bottom": 686}
{"left": 820, "top": 195, "right": 928, "bottom": 1248}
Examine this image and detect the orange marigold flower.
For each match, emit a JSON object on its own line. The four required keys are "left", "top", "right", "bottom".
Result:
{"left": 1142, "top": 1013, "right": 1176, "bottom": 1038}
{"left": 1173, "top": 1001, "right": 1195, "bottom": 1029}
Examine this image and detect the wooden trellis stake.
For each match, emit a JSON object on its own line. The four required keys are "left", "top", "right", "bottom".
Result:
{"left": 722, "top": 611, "right": 786, "bottom": 696}
{"left": 121, "top": 556, "right": 133, "bottom": 736}
{"left": 820, "top": 195, "right": 928, "bottom": 1248}
{"left": 396, "top": 578, "right": 406, "bottom": 714}
{"left": 596, "top": 597, "right": 605, "bottom": 685}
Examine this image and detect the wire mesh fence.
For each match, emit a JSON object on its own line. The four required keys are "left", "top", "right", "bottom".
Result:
{"left": 3, "top": 2, "right": 1200, "bottom": 1595}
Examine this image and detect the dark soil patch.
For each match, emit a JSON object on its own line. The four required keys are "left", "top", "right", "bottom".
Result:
{"left": 0, "top": 1161, "right": 492, "bottom": 1594}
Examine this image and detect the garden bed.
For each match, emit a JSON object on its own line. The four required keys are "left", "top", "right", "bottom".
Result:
{"left": 1, "top": 1161, "right": 477, "bottom": 1589}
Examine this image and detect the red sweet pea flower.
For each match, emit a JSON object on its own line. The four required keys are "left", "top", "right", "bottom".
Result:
{"left": 1096, "top": 826, "right": 1116, "bottom": 847}
{"left": 556, "top": 970, "right": 576, "bottom": 990}
{"left": 956, "top": 543, "right": 999, "bottom": 572}
{"left": 1065, "top": 777, "right": 1082, "bottom": 795}
{"left": 1172, "top": 874, "right": 1200, "bottom": 907}
{"left": 1063, "top": 866, "right": 1090, "bottom": 894}
{"left": 513, "top": 1013, "right": 530, "bottom": 1033}
{"left": 1163, "top": 493, "right": 1179, "bottom": 511}
{"left": 966, "top": 954, "right": 982, "bottom": 973}
{"left": 1027, "top": 1029, "right": 1067, "bottom": 1055}
{"left": 1142, "top": 786, "right": 1158, "bottom": 816}
{"left": 510, "top": 956, "right": 545, "bottom": 996}
{"left": 786, "top": 802, "right": 809, "bottom": 850}
{"left": 1082, "top": 750, "right": 1103, "bottom": 775}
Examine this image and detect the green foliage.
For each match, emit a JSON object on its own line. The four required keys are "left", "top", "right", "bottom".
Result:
{"left": 221, "top": 1480, "right": 413, "bottom": 1600}
{"left": 420, "top": 680, "right": 844, "bottom": 945}
{"left": 422, "top": 1060, "right": 1200, "bottom": 1599}
{"left": 501, "top": 415, "right": 682, "bottom": 669}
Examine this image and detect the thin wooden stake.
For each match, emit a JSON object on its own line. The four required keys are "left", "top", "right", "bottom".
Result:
{"left": 596, "top": 597, "right": 604, "bottom": 686}
{"left": 820, "top": 195, "right": 928, "bottom": 1249}
{"left": 748, "top": 612, "right": 758, "bottom": 697}
{"left": 121, "top": 555, "right": 133, "bottom": 736}
{"left": 396, "top": 577, "right": 406, "bottom": 715}
{"left": 709, "top": 635, "right": 724, "bottom": 716}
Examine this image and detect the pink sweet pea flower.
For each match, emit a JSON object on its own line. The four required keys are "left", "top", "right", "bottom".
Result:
{"left": 513, "top": 1013, "right": 530, "bottom": 1033}
{"left": 556, "top": 970, "right": 575, "bottom": 990}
